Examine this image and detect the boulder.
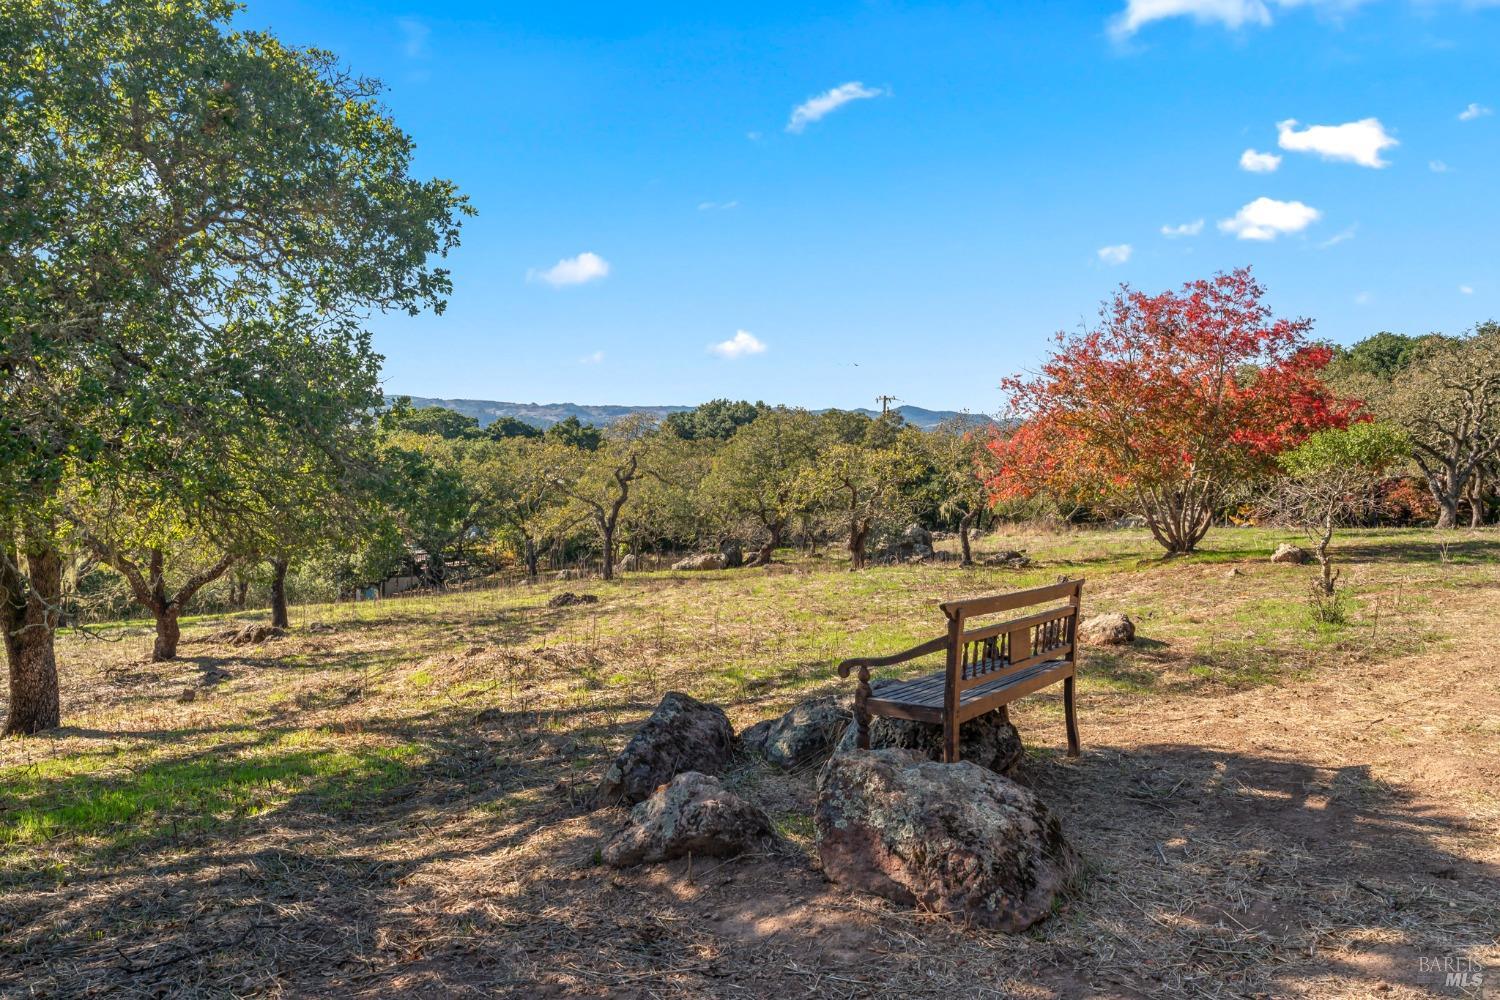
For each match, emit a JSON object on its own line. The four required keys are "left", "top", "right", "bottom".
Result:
{"left": 985, "top": 550, "right": 1031, "bottom": 569}
{"left": 816, "top": 749, "right": 1076, "bottom": 932}
{"left": 547, "top": 591, "right": 599, "bottom": 609}
{"left": 1271, "top": 543, "right": 1309, "bottom": 565}
{"left": 834, "top": 707, "right": 1023, "bottom": 776}
{"left": 229, "top": 623, "right": 284, "bottom": 647}
{"left": 597, "top": 692, "right": 736, "bottom": 806}
{"left": 741, "top": 696, "right": 848, "bottom": 769}
{"left": 901, "top": 523, "right": 933, "bottom": 548}
{"left": 672, "top": 552, "right": 725, "bottom": 571}
{"left": 602, "top": 772, "right": 774, "bottom": 867}
{"left": 1078, "top": 612, "right": 1135, "bottom": 646}
{"left": 718, "top": 540, "right": 744, "bottom": 569}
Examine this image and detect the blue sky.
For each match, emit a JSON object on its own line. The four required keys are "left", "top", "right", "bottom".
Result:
{"left": 244, "top": 0, "right": 1499, "bottom": 415}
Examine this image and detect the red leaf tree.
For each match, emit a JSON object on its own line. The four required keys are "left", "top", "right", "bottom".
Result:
{"left": 988, "top": 268, "right": 1360, "bottom": 554}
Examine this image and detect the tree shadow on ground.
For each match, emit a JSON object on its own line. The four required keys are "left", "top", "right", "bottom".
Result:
{"left": 4, "top": 720, "right": 1494, "bottom": 998}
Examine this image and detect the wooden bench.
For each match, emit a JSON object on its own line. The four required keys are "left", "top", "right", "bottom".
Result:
{"left": 837, "top": 579, "right": 1084, "bottom": 763}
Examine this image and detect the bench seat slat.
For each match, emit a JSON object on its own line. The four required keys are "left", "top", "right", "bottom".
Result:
{"left": 868, "top": 659, "right": 1071, "bottom": 718}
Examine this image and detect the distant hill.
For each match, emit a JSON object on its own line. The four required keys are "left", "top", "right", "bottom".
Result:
{"left": 398, "top": 396, "right": 997, "bottom": 431}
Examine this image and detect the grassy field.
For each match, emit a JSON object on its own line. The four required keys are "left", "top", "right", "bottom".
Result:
{"left": 2, "top": 525, "right": 1497, "bottom": 998}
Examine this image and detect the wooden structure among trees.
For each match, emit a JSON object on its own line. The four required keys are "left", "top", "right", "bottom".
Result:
{"left": 838, "top": 579, "right": 1084, "bottom": 762}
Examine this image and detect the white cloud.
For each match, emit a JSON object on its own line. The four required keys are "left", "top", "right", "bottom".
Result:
{"left": 580, "top": 351, "right": 605, "bottom": 365}
{"left": 1318, "top": 225, "right": 1357, "bottom": 248}
{"left": 1109, "top": 0, "right": 1371, "bottom": 38}
{"left": 1460, "top": 284, "right": 1475, "bottom": 295}
{"left": 527, "top": 251, "right": 610, "bottom": 287}
{"left": 1097, "top": 243, "right": 1134, "bottom": 264}
{"left": 1459, "top": 103, "right": 1493, "bottom": 122}
{"left": 1276, "top": 118, "right": 1397, "bottom": 168}
{"left": 1218, "top": 197, "right": 1322, "bottom": 240}
{"left": 709, "top": 330, "right": 767, "bottom": 359}
{"left": 396, "top": 17, "right": 429, "bottom": 59}
{"left": 1354, "top": 291, "right": 1371, "bottom": 305}
{"left": 1111, "top": 0, "right": 1271, "bottom": 38}
{"left": 1429, "top": 159, "right": 1451, "bottom": 173}
{"left": 697, "top": 200, "right": 739, "bottom": 211}
{"left": 786, "top": 82, "right": 886, "bottom": 133}
{"left": 1161, "top": 219, "right": 1205, "bottom": 237}
{"left": 1239, "top": 148, "right": 1282, "bottom": 172}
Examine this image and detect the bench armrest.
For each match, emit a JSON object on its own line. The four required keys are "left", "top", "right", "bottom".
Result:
{"left": 836, "top": 634, "right": 949, "bottom": 678}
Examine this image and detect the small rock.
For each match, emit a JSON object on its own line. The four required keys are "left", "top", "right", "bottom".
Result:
{"left": 602, "top": 772, "right": 774, "bottom": 866}
{"left": 834, "top": 708, "right": 1023, "bottom": 776}
{"left": 1078, "top": 612, "right": 1136, "bottom": 646}
{"left": 743, "top": 696, "right": 849, "bottom": 770}
{"left": 597, "top": 692, "right": 736, "bottom": 806}
{"left": 672, "top": 553, "right": 725, "bottom": 571}
{"left": 816, "top": 749, "right": 1076, "bottom": 932}
{"left": 1225, "top": 567, "right": 1242, "bottom": 578}
{"left": 547, "top": 591, "right": 599, "bottom": 609}
{"left": 985, "top": 550, "right": 1032, "bottom": 569}
{"left": 1271, "top": 543, "right": 1309, "bottom": 565}
{"left": 176, "top": 687, "right": 197, "bottom": 704}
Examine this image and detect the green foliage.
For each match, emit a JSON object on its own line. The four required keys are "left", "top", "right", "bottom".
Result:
{"left": 544, "top": 416, "right": 604, "bottom": 451}
{"left": 1328, "top": 332, "right": 1435, "bottom": 379}
{"left": 384, "top": 402, "right": 483, "bottom": 440}
{"left": 1278, "top": 423, "right": 1409, "bottom": 480}
{"left": 661, "top": 399, "right": 767, "bottom": 441}
{"left": 486, "top": 416, "right": 544, "bottom": 440}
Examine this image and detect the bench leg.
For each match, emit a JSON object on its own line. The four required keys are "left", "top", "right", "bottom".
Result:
{"left": 855, "top": 666, "right": 871, "bottom": 750}
{"left": 1064, "top": 675, "right": 1080, "bottom": 758}
{"left": 943, "top": 714, "right": 960, "bottom": 764}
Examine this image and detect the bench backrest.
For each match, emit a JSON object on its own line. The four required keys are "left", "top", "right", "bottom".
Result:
{"left": 938, "top": 579, "right": 1083, "bottom": 693}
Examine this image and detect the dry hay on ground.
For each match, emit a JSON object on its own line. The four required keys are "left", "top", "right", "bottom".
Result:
{"left": 1, "top": 527, "right": 1497, "bottom": 998}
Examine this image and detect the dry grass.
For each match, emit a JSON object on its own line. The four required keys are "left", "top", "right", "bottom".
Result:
{"left": 1, "top": 525, "right": 1497, "bottom": 998}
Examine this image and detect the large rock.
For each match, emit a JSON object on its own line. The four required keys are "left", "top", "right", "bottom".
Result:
{"left": 547, "top": 591, "right": 599, "bottom": 609}
{"left": 602, "top": 772, "right": 774, "bottom": 866}
{"left": 1271, "top": 543, "right": 1309, "bottom": 565}
{"left": 230, "top": 623, "right": 285, "bottom": 647}
{"left": 597, "top": 693, "right": 735, "bottom": 806}
{"left": 816, "top": 749, "right": 1076, "bottom": 932}
{"left": 835, "top": 706, "right": 1023, "bottom": 776}
{"left": 1078, "top": 612, "right": 1135, "bottom": 646}
{"left": 901, "top": 523, "right": 933, "bottom": 548}
{"left": 672, "top": 552, "right": 725, "bottom": 571}
{"left": 740, "top": 696, "right": 849, "bottom": 770}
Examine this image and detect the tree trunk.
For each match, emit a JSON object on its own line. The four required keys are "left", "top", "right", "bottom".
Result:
{"left": 153, "top": 609, "right": 182, "bottom": 662}
{"left": 2, "top": 539, "right": 63, "bottom": 736}
{"left": 958, "top": 509, "right": 976, "bottom": 567}
{"left": 1435, "top": 494, "right": 1459, "bottom": 530}
{"left": 524, "top": 537, "right": 539, "bottom": 579}
{"left": 1315, "top": 513, "right": 1337, "bottom": 597}
{"left": 848, "top": 520, "right": 870, "bottom": 571}
{"left": 600, "top": 524, "right": 615, "bottom": 581}
{"left": 269, "top": 556, "right": 290, "bottom": 629}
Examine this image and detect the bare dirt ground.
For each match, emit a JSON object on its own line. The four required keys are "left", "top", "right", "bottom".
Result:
{"left": 2, "top": 528, "right": 1497, "bottom": 998}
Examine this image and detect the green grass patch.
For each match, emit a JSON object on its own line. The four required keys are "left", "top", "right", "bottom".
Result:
{"left": 0, "top": 730, "right": 425, "bottom": 866}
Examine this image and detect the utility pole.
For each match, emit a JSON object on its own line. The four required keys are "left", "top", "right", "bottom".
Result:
{"left": 875, "top": 394, "right": 900, "bottom": 416}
